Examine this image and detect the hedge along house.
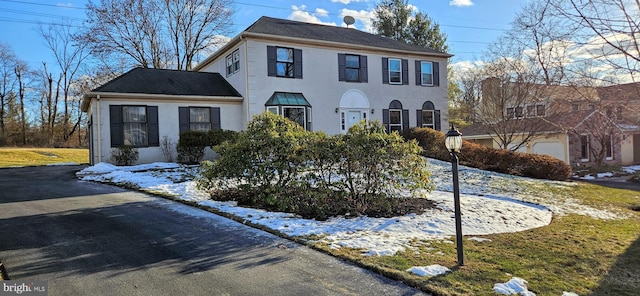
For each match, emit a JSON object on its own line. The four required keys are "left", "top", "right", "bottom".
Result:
{"left": 83, "top": 16, "right": 452, "bottom": 165}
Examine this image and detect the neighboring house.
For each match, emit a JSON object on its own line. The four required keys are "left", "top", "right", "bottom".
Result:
{"left": 462, "top": 80, "right": 640, "bottom": 167}
{"left": 82, "top": 16, "right": 452, "bottom": 165}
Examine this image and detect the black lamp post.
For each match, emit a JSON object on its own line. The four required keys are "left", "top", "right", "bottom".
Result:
{"left": 445, "top": 124, "right": 464, "bottom": 266}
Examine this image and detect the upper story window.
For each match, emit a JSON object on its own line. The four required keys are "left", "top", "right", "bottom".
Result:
{"left": 572, "top": 103, "right": 580, "bottom": 111}
{"left": 506, "top": 106, "right": 524, "bottom": 118}
{"left": 267, "top": 46, "right": 303, "bottom": 79}
{"left": 277, "top": 47, "right": 294, "bottom": 77}
{"left": 226, "top": 49, "right": 240, "bottom": 76}
{"left": 338, "top": 54, "right": 368, "bottom": 83}
{"left": 389, "top": 59, "right": 401, "bottom": 84}
{"left": 382, "top": 58, "right": 408, "bottom": 85}
{"left": 526, "top": 104, "right": 546, "bottom": 117}
{"left": 420, "top": 61, "right": 433, "bottom": 85}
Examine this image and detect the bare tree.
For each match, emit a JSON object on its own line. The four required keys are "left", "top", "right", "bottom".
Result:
{"left": 550, "top": 0, "right": 640, "bottom": 82}
{"left": 452, "top": 66, "right": 484, "bottom": 126}
{"left": 475, "top": 52, "right": 555, "bottom": 151}
{"left": 14, "top": 63, "right": 28, "bottom": 146}
{"left": 40, "top": 21, "right": 91, "bottom": 144}
{"left": 0, "top": 43, "right": 17, "bottom": 143}
{"left": 81, "top": 0, "right": 234, "bottom": 70}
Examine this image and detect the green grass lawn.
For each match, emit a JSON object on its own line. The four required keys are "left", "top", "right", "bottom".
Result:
{"left": 0, "top": 147, "right": 89, "bottom": 168}
{"left": 306, "top": 182, "right": 640, "bottom": 295}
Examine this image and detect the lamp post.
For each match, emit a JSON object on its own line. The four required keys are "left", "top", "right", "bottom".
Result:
{"left": 445, "top": 124, "right": 464, "bottom": 266}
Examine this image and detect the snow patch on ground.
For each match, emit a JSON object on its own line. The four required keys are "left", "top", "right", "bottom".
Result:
{"left": 493, "top": 277, "right": 536, "bottom": 296}
{"left": 406, "top": 265, "right": 450, "bottom": 277}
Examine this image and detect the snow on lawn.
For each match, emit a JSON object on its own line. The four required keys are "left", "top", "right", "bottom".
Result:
{"left": 76, "top": 158, "right": 624, "bottom": 259}
{"left": 493, "top": 277, "right": 536, "bottom": 296}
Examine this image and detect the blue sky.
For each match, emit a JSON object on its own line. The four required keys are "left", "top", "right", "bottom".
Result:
{"left": 0, "top": 0, "right": 528, "bottom": 69}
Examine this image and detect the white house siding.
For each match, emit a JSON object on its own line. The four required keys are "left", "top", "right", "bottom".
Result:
{"left": 200, "top": 38, "right": 449, "bottom": 135}
{"left": 87, "top": 96, "right": 243, "bottom": 165}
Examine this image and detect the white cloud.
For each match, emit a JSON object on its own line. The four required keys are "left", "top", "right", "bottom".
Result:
{"left": 315, "top": 8, "right": 329, "bottom": 17}
{"left": 288, "top": 5, "right": 337, "bottom": 26}
{"left": 56, "top": 2, "right": 74, "bottom": 8}
{"left": 449, "top": 0, "right": 474, "bottom": 7}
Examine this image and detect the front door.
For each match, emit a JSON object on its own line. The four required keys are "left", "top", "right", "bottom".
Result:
{"left": 347, "top": 110, "right": 363, "bottom": 130}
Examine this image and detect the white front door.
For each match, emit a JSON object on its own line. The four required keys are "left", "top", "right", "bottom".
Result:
{"left": 347, "top": 110, "right": 362, "bottom": 129}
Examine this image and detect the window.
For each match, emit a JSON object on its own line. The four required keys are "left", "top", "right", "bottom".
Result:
{"left": 179, "top": 107, "right": 221, "bottom": 133}
{"left": 123, "top": 106, "right": 147, "bottom": 146}
{"left": 382, "top": 58, "right": 408, "bottom": 85}
{"left": 383, "top": 100, "right": 408, "bottom": 133}
{"left": 616, "top": 106, "right": 623, "bottom": 120}
{"left": 267, "top": 46, "right": 302, "bottom": 78}
{"left": 422, "top": 110, "right": 434, "bottom": 128}
{"left": 109, "top": 105, "right": 159, "bottom": 148}
{"left": 572, "top": 103, "right": 580, "bottom": 111}
{"left": 417, "top": 101, "right": 440, "bottom": 130}
{"left": 389, "top": 58, "right": 401, "bottom": 84}
{"left": 189, "top": 108, "right": 211, "bottom": 131}
{"left": 276, "top": 47, "right": 294, "bottom": 77}
{"left": 536, "top": 104, "right": 546, "bottom": 117}
{"left": 226, "top": 49, "right": 240, "bottom": 76}
{"left": 339, "top": 54, "right": 368, "bottom": 83}
{"left": 515, "top": 106, "right": 524, "bottom": 118}
{"left": 345, "top": 55, "right": 360, "bottom": 81}
{"left": 226, "top": 55, "right": 233, "bottom": 75}
{"left": 233, "top": 50, "right": 240, "bottom": 72}
{"left": 265, "top": 92, "right": 312, "bottom": 130}
{"left": 389, "top": 109, "right": 402, "bottom": 132}
{"left": 420, "top": 61, "right": 433, "bottom": 85}
{"left": 580, "top": 134, "right": 590, "bottom": 161}
{"left": 605, "top": 134, "right": 613, "bottom": 160}
{"left": 506, "top": 106, "right": 523, "bottom": 118}
{"left": 527, "top": 105, "right": 536, "bottom": 117}
{"left": 588, "top": 104, "right": 595, "bottom": 110}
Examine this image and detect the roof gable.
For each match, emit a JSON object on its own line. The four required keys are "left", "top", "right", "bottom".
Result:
{"left": 92, "top": 67, "right": 242, "bottom": 97}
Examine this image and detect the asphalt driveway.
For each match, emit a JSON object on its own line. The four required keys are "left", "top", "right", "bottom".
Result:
{"left": 0, "top": 165, "right": 426, "bottom": 295}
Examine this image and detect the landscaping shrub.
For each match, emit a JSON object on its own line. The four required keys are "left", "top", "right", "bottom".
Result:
{"left": 177, "top": 130, "right": 209, "bottom": 164}
{"left": 403, "top": 127, "right": 572, "bottom": 180}
{"left": 197, "top": 112, "right": 434, "bottom": 219}
{"left": 110, "top": 145, "right": 139, "bottom": 166}
{"left": 208, "top": 129, "right": 238, "bottom": 149}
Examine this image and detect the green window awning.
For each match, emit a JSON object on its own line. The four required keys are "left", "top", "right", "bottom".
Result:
{"left": 265, "top": 92, "right": 311, "bottom": 107}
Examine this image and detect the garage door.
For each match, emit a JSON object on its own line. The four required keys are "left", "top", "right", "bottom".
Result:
{"left": 532, "top": 141, "right": 565, "bottom": 161}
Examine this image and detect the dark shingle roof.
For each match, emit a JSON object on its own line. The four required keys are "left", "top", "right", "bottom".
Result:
{"left": 92, "top": 67, "right": 241, "bottom": 97}
{"left": 244, "top": 16, "right": 449, "bottom": 56}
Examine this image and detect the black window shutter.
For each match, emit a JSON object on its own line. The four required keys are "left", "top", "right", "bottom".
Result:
{"left": 294, "top": 49, "right": 303, "bottom": 79}
{"left": 402, "top": 59, "right": 409, "bottom": 85}
{"left": 382, "top": 58, "right": 389, "bottom": 84}
{"left": 147, "top": 106, "right": 159, "bottom": 147}
{"left": 360, "top": 55, "right": 368, "bottom": 82}
{"left": 402, "top": 109, "right": 409, "bottom": 131}
{"left": 211, "top": 107, "right": 221, "bottom": 130}
{"left": 415, "top": 60, "right": 422, "bottom": 85}
{"left": 267, "top": 46, "right": 276, "bottom": 77}
{"left": 433, "top": 62, "right": 440, "bottom": 86}
{"left": 178, "top": 107, "right": 190, "bottom": 133}
{"left": 382, "top": 109, "right": 390, "bottom": 133}
{"left": 435, "top": 110, "right": 441, "bottom": 131}
{"left": 416, "top": 110, "right": 423, "bottom": 127}
{"left": 109, "top": 105, "right": 123, "bottom": 147}
{"left": 338, "top": 54, "right": 346, "bottom": 81}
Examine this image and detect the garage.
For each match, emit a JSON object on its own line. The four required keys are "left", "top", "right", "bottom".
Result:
{"left": 532, "top": 141, "right": 566, "bottom": 162}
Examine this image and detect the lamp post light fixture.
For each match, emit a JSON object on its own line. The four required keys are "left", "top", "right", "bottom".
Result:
{"left": 445, "top": 124, "right": 464, "bottom": 266}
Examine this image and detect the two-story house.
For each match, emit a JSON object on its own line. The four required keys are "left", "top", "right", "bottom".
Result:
{"left": 82, "top": 16, "right": 452, "bottom": 165}
{"left": 462, "top": 78, "right": 640, "bottom": 167}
